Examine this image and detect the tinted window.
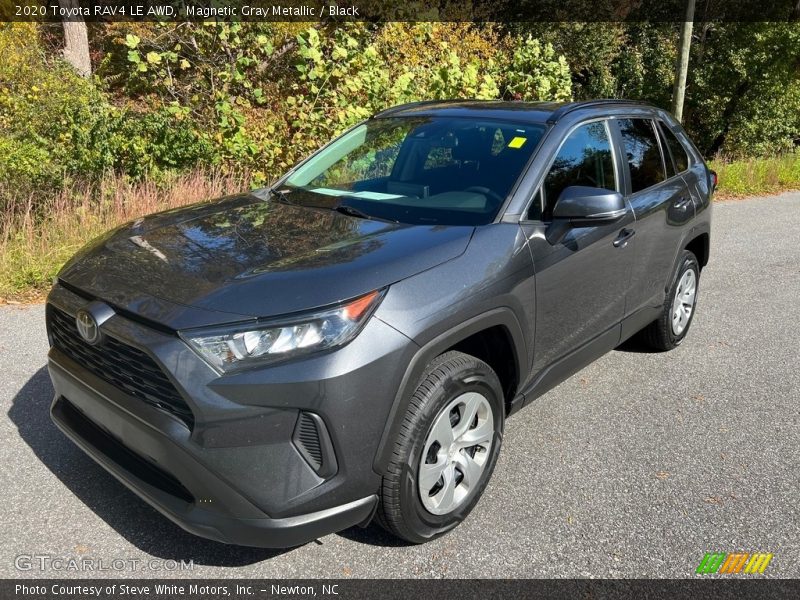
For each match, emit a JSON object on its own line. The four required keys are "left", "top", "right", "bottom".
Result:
{"left": 542, "top": 121, "right": 616, "bottom": 218}
{"left": 618, "top": 119, "right": 666, "bottom": 193}
{"left": 659, "top": 122, "right": 690, "bottom": 173}
{"left": 284, "top": 117, "right": 545, "bottom": 226}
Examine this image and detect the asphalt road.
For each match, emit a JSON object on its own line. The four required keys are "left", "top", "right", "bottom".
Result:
{"left": 1, "top": 193, "right": 798, "bottom": 579}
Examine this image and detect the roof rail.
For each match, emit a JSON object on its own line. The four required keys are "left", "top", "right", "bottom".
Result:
{"left": 546, "top": 99, "right": 654, "bottom": 123}
{"left": 372, "top": 99, "right": 479, "bottom": 118}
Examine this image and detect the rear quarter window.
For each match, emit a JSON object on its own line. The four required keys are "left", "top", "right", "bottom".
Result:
{"left": 659, "top": 122, "right": 690, "bottom": 173}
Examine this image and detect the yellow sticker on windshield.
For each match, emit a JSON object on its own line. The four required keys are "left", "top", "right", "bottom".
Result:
{"left": 508, "top": 136, "right": 527, "bottom": 149}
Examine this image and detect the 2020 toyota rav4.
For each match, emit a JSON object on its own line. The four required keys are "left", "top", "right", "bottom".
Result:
{"left": 46, "top": 100, "right": 713, "bottom": 547}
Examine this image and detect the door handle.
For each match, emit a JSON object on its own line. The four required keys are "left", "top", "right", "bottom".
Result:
{"left": 673, "top": 197, "right": 693, "bottom": 211}
{"left": 613, "top": 228, "right": 636, "bottom": 248}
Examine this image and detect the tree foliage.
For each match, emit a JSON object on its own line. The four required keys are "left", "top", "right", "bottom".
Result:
{"left": 82, "top": 22, "right": 569, "bottom": 184}
{"left": 1, "top": 19, "right": 799, "bottom": 200}
{"left": 519, "top": 20, "right": 800, "bottom": 157}
{"left": 685, "top": 22, "right": 800, "bottom": 157}
{"left": 0, "top": 23, "right": 213, "bottom": 198}
{"left": 504, "top": 36, "right": 572, "bottom": 101}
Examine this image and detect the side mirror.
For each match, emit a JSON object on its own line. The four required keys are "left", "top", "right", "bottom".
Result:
{"left": 552, "top": 186, "right": 626, "bottom": 226}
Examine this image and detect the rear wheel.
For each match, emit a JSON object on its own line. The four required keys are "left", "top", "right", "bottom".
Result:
{"left": 641, "top": 250, "right": 700, "bottom": 350}
{"left": 376, "top": 351, "right": 504, "bottom": 543}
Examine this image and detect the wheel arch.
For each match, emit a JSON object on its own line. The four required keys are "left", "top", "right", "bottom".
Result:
{"left": 372, "top": 308, "right": 527, "bottom": 475}
{"left": 685, "top": 231, "right": 710, "bottom": 270}
{"left": 665, "top": 225, "right": 710, "bottom": 297}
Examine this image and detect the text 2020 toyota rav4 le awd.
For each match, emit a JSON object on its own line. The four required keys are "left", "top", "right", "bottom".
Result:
{"left": 46, "top": 100, "right": 713, "bottom": 547}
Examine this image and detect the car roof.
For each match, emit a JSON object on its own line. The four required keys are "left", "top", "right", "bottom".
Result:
{"left": 373, "top": 99, "right": 656, "bottom": 125}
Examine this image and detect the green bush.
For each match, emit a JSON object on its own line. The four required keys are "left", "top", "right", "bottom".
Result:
{"left": 103, "top": 23, "right": 572, "bottom": 181}
{"left": 0, "top": 136, "right": 60, "bottom": 191}
{"left": 99, "top": 22, "right": 295, "bottom": 167}
{"left": 101, "top": 109, "right": 216, "bottom": 179}
{"left": 282, "top": 24, "right": 570, "bottom": 169}
{"left": 504, "top": 37, "right": 571, "bottom": 101}
{"left": 0, "top": 24, "right": 220, "bottom": 201}
{"left": 0, "top": 24, "right": 109, "bottom": 188}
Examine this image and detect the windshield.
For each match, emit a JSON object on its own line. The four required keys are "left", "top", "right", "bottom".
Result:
{"left": 282, "top": 117, "right": 546, "bottom": 226}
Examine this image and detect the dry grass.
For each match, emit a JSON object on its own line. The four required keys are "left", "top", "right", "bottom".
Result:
{"left": 0, "top": 170, "right": 250, "bottom": 301}
{"left": 710, "top": 152, "right": 800, "bottom": 199}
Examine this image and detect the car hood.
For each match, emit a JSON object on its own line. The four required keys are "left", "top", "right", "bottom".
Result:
{"left": 58, "top": 192, "right": 473, "bottom": 328}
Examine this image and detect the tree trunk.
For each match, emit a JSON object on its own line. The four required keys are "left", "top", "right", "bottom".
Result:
{"left": 60, "top": 0, "right": 91, "bottom": 77}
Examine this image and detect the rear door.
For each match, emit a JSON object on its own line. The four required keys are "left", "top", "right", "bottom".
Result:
{"left": 658, "top": 119, "right": 710, "bottom": 215}
{"left": 611, "top": 117, "right": 694, "bottom": 337}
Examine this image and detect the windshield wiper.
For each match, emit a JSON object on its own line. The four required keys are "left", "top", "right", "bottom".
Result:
{"left": 333, "top": 204, "right": 373, "bottom": 220}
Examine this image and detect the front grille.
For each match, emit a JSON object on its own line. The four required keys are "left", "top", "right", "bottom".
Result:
{"left": 47, "top": 305, "right": 194, "bottom": 428}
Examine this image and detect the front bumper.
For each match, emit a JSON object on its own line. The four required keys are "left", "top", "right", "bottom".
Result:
{"left": 49, "top": 372, "right": 376, "bottom": 547}
{"left": 45, "top": 283, "right": 417, "bottom": 547}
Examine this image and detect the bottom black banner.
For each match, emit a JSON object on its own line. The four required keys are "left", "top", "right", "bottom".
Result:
{"left": 3, "top": 579, "right": 799, "bottom": 600}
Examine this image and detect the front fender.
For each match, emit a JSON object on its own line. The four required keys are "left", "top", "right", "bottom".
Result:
{"left": 372, "top": 307, "right": 527, "bottom": 475}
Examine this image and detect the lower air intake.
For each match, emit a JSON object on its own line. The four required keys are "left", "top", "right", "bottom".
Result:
{"left": 292, "top": 412, "right": 337, "bottom": 478}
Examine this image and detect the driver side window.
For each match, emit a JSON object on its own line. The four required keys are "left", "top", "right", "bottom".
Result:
{"left": 537, "top": 121, "right": 616, "bottom": 220}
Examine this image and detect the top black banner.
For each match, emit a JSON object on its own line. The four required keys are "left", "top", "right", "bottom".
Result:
{"left": 2, "top": 0, "right": 800, "bottom": 22}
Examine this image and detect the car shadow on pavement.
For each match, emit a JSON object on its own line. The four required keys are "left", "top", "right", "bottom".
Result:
{"left": 615, "top": 336, "right": 661, "bottom": 354}
{"left": 8, "top": 366, "right": 291, "bottom": 567}
{"left": 336, "top": 523, "right": 412, "bottom": 548}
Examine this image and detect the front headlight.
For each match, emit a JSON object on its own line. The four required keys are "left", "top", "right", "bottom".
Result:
{"left": 180, "top": 289, "right": 384, "bottom": 372}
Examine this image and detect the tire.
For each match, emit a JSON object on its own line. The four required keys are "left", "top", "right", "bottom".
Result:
{"left": 641, "top": 249, "right": 700, "bottom": 351}
{"left": 376, "top": 351, "right": 505, "bottom": 544}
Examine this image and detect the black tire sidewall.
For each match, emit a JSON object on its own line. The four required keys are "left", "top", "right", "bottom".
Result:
{"left": 666, "top": 253, "right": 700, "bottom": 346}
{"left": 398, "top": 361, "right": 504, "bottom": 541}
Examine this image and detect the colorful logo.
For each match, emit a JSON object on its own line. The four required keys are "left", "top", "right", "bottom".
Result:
{"left": 696, "top": 552, "right": 773, "bottom": 574}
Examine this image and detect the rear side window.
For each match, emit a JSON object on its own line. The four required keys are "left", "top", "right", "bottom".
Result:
{"left": 541, "top": 121, "right": 616, "bottom": 218}
{"left": 618, "top": 119, "right": 666, "bottom": 193}
{"left": 659, "top": 122, "right": 690, "bottom": 173}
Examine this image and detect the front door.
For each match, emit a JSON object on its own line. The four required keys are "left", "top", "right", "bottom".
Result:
{"left": 521, "top": 119, "right": 635, "bottom": 391}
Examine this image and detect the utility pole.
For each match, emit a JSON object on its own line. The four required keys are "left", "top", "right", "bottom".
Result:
{"left": 671, "top": 0, "right": 695, "bottom": 123}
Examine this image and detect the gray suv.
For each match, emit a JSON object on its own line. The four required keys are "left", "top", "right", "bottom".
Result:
{"left": 46, "top": 100, "right": 713, "bottom": 547}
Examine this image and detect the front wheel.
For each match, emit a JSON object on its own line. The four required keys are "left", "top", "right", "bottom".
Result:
{"left": 376, "top": 351, "right": 504, "bottom": 544}
{"left": 641, "top": 249, "right": 700, "bottom": 351}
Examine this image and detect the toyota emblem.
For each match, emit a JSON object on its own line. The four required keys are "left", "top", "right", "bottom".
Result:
{"left": 75, "top": 309, "right": 101, "bottom": 345}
